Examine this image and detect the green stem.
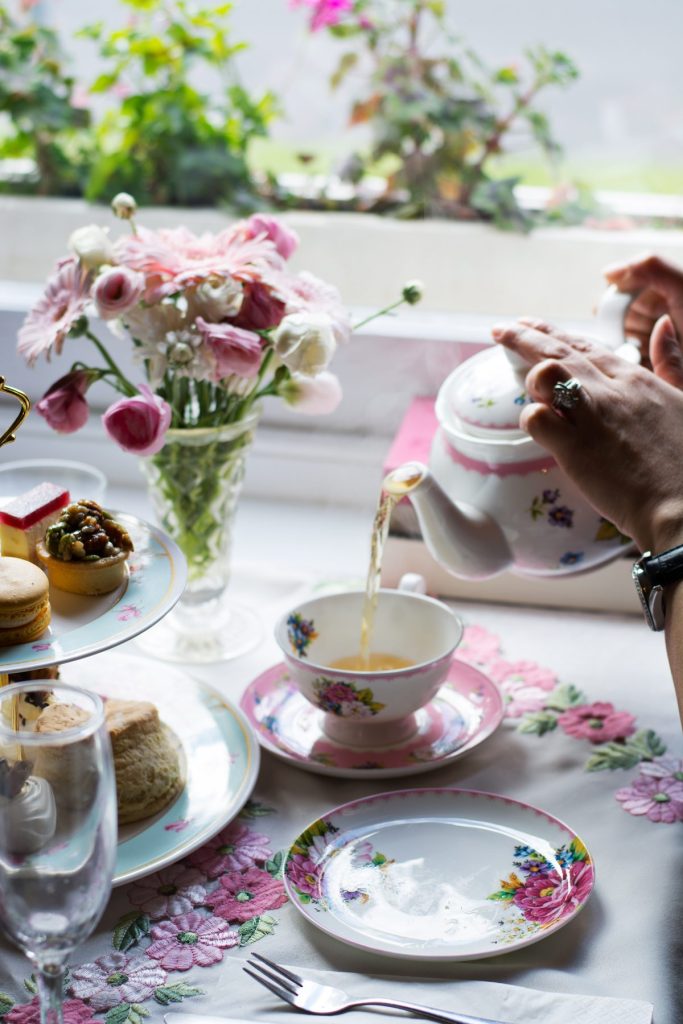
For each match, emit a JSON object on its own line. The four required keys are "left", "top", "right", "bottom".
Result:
{"left": 352, "top": 297, "right": 409, "bottom": 332}
{"left": 84, "top": 330, "right": 137, "bottom": 397}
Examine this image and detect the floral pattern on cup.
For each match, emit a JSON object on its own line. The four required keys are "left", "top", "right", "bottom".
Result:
{"left": 287, "top": 613, "right": 318, "bottom": 657}
{"left": 529, "top": 489, "right": 574, "bottom": 529}
{"left": 312, "top": 677, "right": 385, "bottom": 717}
{"left": 487, "top": 837, "right": 593, "bottom": 943}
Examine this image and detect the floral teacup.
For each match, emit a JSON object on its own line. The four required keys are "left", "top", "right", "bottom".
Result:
{"left": 274, "top": 589, "right": 463, "bottom": 747}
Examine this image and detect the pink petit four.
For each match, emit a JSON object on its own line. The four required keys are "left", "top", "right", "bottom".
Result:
{"left": 0, "top": 482, "right": 70, "bottom": 562}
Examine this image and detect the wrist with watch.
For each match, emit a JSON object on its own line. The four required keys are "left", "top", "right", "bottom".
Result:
{"left": 633, "top": 545, "right": 683, "bottom": 631}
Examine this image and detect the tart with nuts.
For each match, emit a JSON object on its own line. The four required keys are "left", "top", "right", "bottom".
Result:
{"left": 36, "top": 500, "right": 134, "bottom": 596}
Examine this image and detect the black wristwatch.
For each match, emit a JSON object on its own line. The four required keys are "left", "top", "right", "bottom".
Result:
{"left": 632, "top": 545, "right": 683, "bottom": 631}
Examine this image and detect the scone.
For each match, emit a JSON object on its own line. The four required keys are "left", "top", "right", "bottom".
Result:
{"left": 0, "top": 557, "right": 51, "bottom": 646}
{"left": 36, "top": 500, "right": 133, "bottom": 596}
{"left": 34, "top": 702, "right": 99, "bottom": 811}
{"left": 105, "top": 699, "right": 183, "bottom": 825}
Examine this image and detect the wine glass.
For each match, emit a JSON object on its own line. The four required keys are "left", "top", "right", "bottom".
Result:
{"left": 0, "top": 682, "right": 117, "bottom": 1024}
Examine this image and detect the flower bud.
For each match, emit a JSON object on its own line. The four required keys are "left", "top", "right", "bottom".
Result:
{"left": 68, "top": 224, "right": 115, "bottom": 271}
{"left": 402, "top": 280, "right": 424, "bottom": 305}
{"left": 111, "top": 193, "right": 138, "bottom": 220}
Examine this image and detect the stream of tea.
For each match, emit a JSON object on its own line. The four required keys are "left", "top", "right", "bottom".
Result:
{"left": 330, "top": 463, "right": 426, "bottom": 672}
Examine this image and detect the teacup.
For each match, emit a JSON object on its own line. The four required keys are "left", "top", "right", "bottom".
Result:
{"left": 274, "top": 588, "right": 463, "bottom": 747}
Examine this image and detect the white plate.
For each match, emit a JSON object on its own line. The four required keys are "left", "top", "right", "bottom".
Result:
{"left": 63, "top": 652, "right": 260, "bottom": 886}
{"left": 285, "top": 788, "right": 594, "bottom": 960}
{"left": 0, "top": 512, "right": 186, "bottom": 674}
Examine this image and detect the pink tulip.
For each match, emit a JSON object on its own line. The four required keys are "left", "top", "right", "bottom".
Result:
{"left": 36, "top": 370, "right": 95, "bottom": 434}
{"left": 243, "top": 214, "right": 299, "bottom": 260}
{"left": 102, "top": 385, "right": 172, "bottom": 456}
{"left": 94, "top": 266, "right": 145, "bottom": 320}
{"left": 196, "top": 317, "right": 263, "bottom": 380}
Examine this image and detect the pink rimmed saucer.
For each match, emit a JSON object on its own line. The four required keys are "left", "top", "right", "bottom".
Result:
{"left": 239, "top": 658, "right": 503, "bottom": 779}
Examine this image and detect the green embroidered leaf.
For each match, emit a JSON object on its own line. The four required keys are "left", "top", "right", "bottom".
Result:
{"left": 544, "top": 683, "right": 585, "bottom": 712}
{"left": 0, "top": 992, "right": 15, "bottom": 1016}
{"left": 265, "top": 850, "right": 286, "bottom": 878}
{"left": 517, "top": 711, "right": 558, "bottom": 735}
{"left": 112, "top": 911, "right": 151, "bottom": 952}
{"left": 105, "top": 1003, "right": 150, "bottom": 1024}
{"left": 585, "top": 730, "right": 667, "bottom": 772}
{"left": 154, "top": 983, "right": 204, "bottom": 1006}
{"left": 23, "top": 978, "right": 37, "bottom": 996}
{"left": 239, "top": 799, "right": 276, "bottom": 819}
{"left": 487, "top": 890, "right": 516, "bottom": 902}
{"left": 239, "top": 913, "right": 277, "bottom": 946}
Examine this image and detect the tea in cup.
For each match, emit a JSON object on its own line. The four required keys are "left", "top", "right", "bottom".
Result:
{"left": 274, "top": 588, "right": 463, "bottom": 747}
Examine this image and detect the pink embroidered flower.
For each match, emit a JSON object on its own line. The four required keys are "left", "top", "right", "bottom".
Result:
{"left": 286, "top": 854, "right": 322, "bottom": 898}
{"left": 557, "top": 702, "right": 636, "bottom": 743}
{"left": 195, "top": 317, "right": 263, "bottom": 380}
{"left": 18, "top": 258, "right": 91, "bottom": 365}
{"left": 36, "top": 369, "right": 96, "bottom": 434}
{"left": 102, "top": 384, "right": 172, "bottom": 456}
{"left": 146, "top": 911, "right": 237, "bottom": 970}
{"left": 94, "top": 265, "right": 145, "bottom": 320}
{"left": 639, "top": 755, "right": 683, "bottom": 780}
{"left": 208, "top": 866, "right": 288, "bottom": 922}
{"left": 616, "top": 775, "right": 683, "bottom": 823}
{"left": 5, "top": 998, "right": 95, "bottom": 1024}
{"left": 69, "top": 952, "right": 166, "bottom": 1010}
{"left": 457, "top": 625, "right": 501, "bottom": 666}
{"left": 488, "top": 659, "right": 557, "bottom": 719}
{"left": 117, "top": 225, "right": 283, "bottom": 302}
{"left": 188, "top": 823, "right": 272, "bottom": 878}
{"left": 513, "top": 859, "right": 593, "bottom": 925}
{"left": 128, "top": 864, "right": 209, "bottom": 920}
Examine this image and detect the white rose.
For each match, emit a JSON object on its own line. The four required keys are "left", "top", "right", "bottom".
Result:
{"left": 283, "top": 371, "right": 342, "bottom": 415}
{"left": 68, "top": 225, "right": 116, "bottom": 271}
{"left": 273, "top": 312, "right": 337, "bottom": 376}
{"left": 189, "top": 278, "right": 243, "bottom": 321}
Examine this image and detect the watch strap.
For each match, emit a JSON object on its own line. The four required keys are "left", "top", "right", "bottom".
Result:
{"left": 643, "top": 544, "right": 683, "bottom": 586}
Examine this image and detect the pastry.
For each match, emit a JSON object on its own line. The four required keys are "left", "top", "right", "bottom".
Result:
{"left": 105, "top": 699, "right": 183, "bottom": 825}
{"left": 36, "top": 500, "right": 134, "bottom": 596}
{"left": 0, "top": 483, "right": 70, "bottom": 562}
{"left": 0, "top": 557, "right": 51, "bottom": 646}
{"left": 34, "top": 702, "right": 98, "bottom": 812}
{"left": 34, "top": 697, "right": 184, "bottom": 825}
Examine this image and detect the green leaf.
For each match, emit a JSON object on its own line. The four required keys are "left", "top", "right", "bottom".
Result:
{"left": 330, "top": 51, "right": 358, "bottom": 90}
{"left": 112, "top": 911, "right": 151, "bottom": 952}
{"left": 154, "top": 983, "right": 204, "bottom": 1006}
{"left": 23, "top": 977, "right": 37, "bottom": 995}
{"left": 265, "top": 850, "right": 286, "bottom": 878}
{"left": 585, "top": 729, "right": 666, "bottom": 772}
{"left": 0, "top": 992, "right": 15, "bottom": 1017}
{"left": 239, "top": 914, "right": 277, "bottom": 946}
{"left": 488, "top": 890, "right": 516, "bottom": 902}
{"left": 518, "top": 711, "right": 558, "bottom": 736}
{"left": 239, "top": 799, "right": 276, "bottom": 819}
{"left": 544, "top": 683, "right": 585, "bottom": 712}
{"left": 105, "top": 1004, "right": 149, "bottom": 1024}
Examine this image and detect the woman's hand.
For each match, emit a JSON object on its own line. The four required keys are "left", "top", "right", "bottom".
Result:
{"left": 492, "top": 318, "right": 683, "bottom": 555}
{"left": 603, "top": 253, "right": 683, "bottom": 389}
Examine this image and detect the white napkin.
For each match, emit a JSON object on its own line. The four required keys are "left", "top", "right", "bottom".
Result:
{"left": 205, "top": 960, "right": 653, "bottom": 1024}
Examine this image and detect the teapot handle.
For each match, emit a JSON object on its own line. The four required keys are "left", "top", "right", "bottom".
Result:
{"left": 595, "top": 284, "right": 641, "bottom": 363}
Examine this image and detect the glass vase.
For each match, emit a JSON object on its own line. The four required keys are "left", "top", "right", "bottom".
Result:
{"left": 136, "top": 410, "right": 262, "bottom": 663}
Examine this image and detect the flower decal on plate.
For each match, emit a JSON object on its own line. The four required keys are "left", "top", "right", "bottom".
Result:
{"left": 286, "top": 818, "right": 391, "bottom": 910}
{"left": 287, "top": 613, "right": 318, "bottom": 656}
{"left": 529, "top": 489, "right": 574, "bottom": 529}
{"left": 488, "top": 837, "right": 593, "bottom": 942}
{"left": 312, "top": 677, "right": 385, "bottom": 717}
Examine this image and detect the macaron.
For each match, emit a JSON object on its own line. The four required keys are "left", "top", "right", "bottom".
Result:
{"left": 0, "top": 556, "right": 51, "bottom": 646}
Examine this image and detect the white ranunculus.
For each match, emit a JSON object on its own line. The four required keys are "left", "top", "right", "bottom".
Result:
{"left": 273, "top": 312, "right": 337, "bottom": 376}
{"left": 68, "top": 225, "right": 116, "bottom": 271}
{"left": 284, "top": 371, "right": 343, "bottom": 415}
{"left": 189, "top": 278, "right": 243, "bottom": 321}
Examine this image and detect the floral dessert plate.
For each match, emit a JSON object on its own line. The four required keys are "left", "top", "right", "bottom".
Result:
{"left": 285, "top": 788, "right": 595, "bottom": 961}
{"left": 239, "top": 658, "right": 503, "bottom": 779}
{"left": 63, "top": 652, "right": 260, "bottom": 886}
{"left": 0, "top": 512, "right": 186, "bottom": 674}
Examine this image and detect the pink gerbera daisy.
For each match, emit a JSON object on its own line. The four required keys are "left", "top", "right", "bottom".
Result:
{"left": 18, "top": 258, "right": 91, "bottom": 365}
{"left": 188, "top": 823, "right": 272, "bottom": 878}
{"left": 146, "top": 911, "right": 238, "bottom": 970}
{"left": 514, "top": 859, "right": 594, "bottom": 925}
{"left": 208, "top": 866, "right": 288, "bottom": 922}
{"left": 557, "top": 701, "right": 636, "bottom": 743}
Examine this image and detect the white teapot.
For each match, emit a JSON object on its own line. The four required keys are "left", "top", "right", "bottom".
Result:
{"left": 385, "top": 288, "right": 638, "bottom": 580}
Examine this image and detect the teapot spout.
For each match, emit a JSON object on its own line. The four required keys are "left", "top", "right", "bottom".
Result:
{"left": 384, "top": 462, "right": 513, "bottom": 581}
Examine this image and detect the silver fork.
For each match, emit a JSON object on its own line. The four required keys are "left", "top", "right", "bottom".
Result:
{"left": 243, "top": 952, "right": 511, "bottom": 1024}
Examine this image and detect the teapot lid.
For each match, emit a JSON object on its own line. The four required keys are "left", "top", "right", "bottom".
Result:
{"left": 437, "top": 345, "right": 531, "bottom": 440}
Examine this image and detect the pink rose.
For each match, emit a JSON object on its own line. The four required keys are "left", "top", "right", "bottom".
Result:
{"left": 102, "top": 384, "right": 172, "bottom": 456}
{"left": 36, "top": 369, "right": 96, "bottom": 434}
{"left": 195, "top": 317, "right": 263, "bottom": 380}
{"left": 243, "top": 214, "right": 299, "bottom": 260}
{"left": 94, "top": 266, "right": 145, "bottom": 320}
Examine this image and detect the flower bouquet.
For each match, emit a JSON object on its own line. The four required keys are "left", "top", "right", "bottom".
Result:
{"left": 19, "top": 194, "right": 419, "bottom": 661}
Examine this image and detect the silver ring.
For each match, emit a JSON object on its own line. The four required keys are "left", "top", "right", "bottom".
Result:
{"left": 552, "top": 377, "right": 583, "bottom": 411}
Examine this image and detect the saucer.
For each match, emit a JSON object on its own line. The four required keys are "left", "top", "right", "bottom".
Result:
{"left": 239, "top": 658, "right": 503, "bottom": 779}
{"left": 285, "top": 788, "right": 594, "bottom": 960}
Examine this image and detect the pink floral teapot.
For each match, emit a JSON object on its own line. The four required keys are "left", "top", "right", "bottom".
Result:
{"left": 385, "top": 288, "right": 638, "bottom": 580}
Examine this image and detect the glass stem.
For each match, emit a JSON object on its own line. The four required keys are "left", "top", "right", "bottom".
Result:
{"left": 37, "top": 962, "right": 65, "bottom": 1024}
